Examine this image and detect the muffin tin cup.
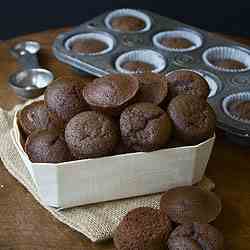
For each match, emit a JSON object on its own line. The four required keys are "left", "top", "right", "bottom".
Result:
{"left": 202, "top": 46, "right": 250, "bottom": 72}
{"left": 65, "top": 32, "right": 115, "bottom": 56}
{"left": 222, "top": 92, "right": 250, "bottom": 124}
{"left": 104, "top": 8, "right": 151, "bottom": 33}
{"left": 115, "top": 49, "right": 167, "bottom": 74}
{"left": 153, "top": 29, "right": 203, "bottom": 52}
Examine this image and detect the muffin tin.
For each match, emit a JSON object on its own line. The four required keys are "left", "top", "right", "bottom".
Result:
{"left": 53, "top": 9, "right": 250, "bottom": 144}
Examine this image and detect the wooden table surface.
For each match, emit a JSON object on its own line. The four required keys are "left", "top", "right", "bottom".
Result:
{"left": 0, "top": 28, "right": 250, "bottom": 250}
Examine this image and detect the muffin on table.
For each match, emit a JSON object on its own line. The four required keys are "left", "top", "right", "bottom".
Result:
{"left": 160, "top": 186, "right": 222, "bottom": 224}
{"left": 114, "top": 207, "right": 172, "bottom": 250}
{"left": 167, "top": 222, "right": 224, "bottom": 250}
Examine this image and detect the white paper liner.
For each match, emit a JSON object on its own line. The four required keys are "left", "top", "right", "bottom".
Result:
{"left": 115, "top": 49, "right": 166, "bottom": 74}
{"left": 202, "top": 46, "right": 250, "bottom": 72}
{"left": 104, "top": 9, "right": 151, "bottom": 33}
{"left": 222, "top": 92, "right": 250, "bottom": 124}
{"left": 193, "top": 70, "right": 219, "bottom": 98}
{"left": 65, "top": 32, "right": 115, "bottom": 55}
{"left": 153, "top": 29, "right": 203, "bottom": 52}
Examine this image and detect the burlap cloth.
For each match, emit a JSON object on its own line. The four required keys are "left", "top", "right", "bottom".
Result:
{"left": 0, "top": 104, "right": 215, "bottom": 242}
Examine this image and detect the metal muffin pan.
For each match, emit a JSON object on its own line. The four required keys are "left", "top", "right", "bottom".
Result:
{"left": 53, "top": 9, "right": 250, "bottom": 143}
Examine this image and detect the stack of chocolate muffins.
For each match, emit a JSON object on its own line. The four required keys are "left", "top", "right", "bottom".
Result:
{"left": 114, "top": 186, "right": 224, "bottom": 250}
{"left": 18, "top": 69, "right": 216, "bottom": 163}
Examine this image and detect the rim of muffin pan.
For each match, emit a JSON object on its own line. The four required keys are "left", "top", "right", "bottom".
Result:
{"left": 115, "top": 49, "right": 167, "bottom": 74}
{"left": 104, "top": 8, "right": 152, "bottom": 33}
{"left": 64, "top": 32, "right": 115, "bottom": 56}
{"left": 202, "top": 46, "right": 250, "bottom": 72}
{"left": 153, "top": 28, "right": 203, "bottom": 52}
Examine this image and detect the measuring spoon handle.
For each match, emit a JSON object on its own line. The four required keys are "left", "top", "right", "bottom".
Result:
{"left": 17, "top": 50, "right": 40, "bottom": 70}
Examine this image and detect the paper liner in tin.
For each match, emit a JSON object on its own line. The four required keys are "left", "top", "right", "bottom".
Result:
{"left": 105, "top": 9, "right": 151, "bottom": 33}
{"left": 65, "top": 32, "right": 115, "bottom": 56}
{"left": 153, "top": 29, "right": 203, "bottom": 52}
{"left": 115, "top": 49, "right": 166, "bottom": 74}
{"left": 222, "top": 92, "right": 250, "bottom": 124}
{"left": 202, "top": 46, "right": 250, "bottom": 72}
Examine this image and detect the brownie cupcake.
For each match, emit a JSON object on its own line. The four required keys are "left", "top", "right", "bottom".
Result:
{"left": 122, "top": 61, "right": 155, "bottom": 73}
{"left": 211, "top": 59, "right": 247, "bottom": 70}
{"left": 83, "top": 74, "right": 139, "bottom": 116}
{"left": 167, "top": 95, "right": 216, "bottom": 144}
{"left": 135, "top": 72, "right": 168, "bottom": 105}
{"left": 160, "top": 37, "right": 194, "bottom": 49}
{"left": 45, "top": 76, "right": 89, "bottom": 127}
{"left": 166, "top": 70, "right": 209, "bottom": 100}
{"left": 114, "top": 207, "right": 172, "bottom": 250}
{"left": 111, "top": 16, "right": 145, "bottom": 32}
{"left": 25, "top": 129, "right": 72, "bottom": 163}
{"left": 18, "top": 101, "right": 57, "bottom": 136}
{"left": 168, "top": 223, "right": 224, "bottom": 250}
{"left": 120, "top": 102, "right": 172, "bottom": 152}
{"left": 65, "top": 111, "right": 119, "bottom": 160}
{"left": 229, "top": 100, "right": 250, "bottom": 121}
{"left": 70, "top": 39, "right": 108, "bottom": 54}
{"left": 160, "top": 186, "right": 222, "bottom": 224}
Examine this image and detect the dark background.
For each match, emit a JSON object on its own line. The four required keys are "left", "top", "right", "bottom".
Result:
{"left": 1, "top": 1, "right": 250, "bottom": 40}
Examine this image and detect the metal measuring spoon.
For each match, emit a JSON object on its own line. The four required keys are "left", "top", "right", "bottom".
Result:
{"left": 9, "top": 41, "right": 54, "bottom": 99}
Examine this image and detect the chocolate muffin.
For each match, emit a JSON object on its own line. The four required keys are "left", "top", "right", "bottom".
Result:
{"left": 160, "top": 37, "right": 194, "bottom": 49}
{"left": 160, "top": 186, "right": 222, "bottom": 224}
{"left": 167, "top": 95, "right": 216, "bottom": 144}
{"left": 25, "top": 129, "right": 72, "bottom": 163}
{"left": 111, "top": 16, "right": 145, "bottom": 32}
{"left": 65, "top": 111, "right": 119, "bottom": 160}
{"left": 83, "top": 74, "right": 139, "bottom": 116}
{"left": 18, "top": 101, "right": 57, "bottom": 136}
{"left": 168, "top": 223, "right": 224, "bottom": 250}
{"left": 113, "top": 207, "right": 172, "bottom": 250}
{"left": 229, "top": 101, "right": 250, "bottom": 121}
{"left": 122, "top": 61, "right": 155, "bottom": 73}
{"left": 45, "top": 76, "right": 89, "bottom": 127}
{"left": 70, "top": 38, "right": 108, "bottom": 54}
{"left": 135, "top": 72, "right": 168, "bottom": 105}
{"left": 120, "top": 102, "right": 172, "bottom": 152}
{"left": 166, "top": 70, "right": 209, "bottom": 99}
{"left": 211, "top": 59, "right": 246, "bottom": 70}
